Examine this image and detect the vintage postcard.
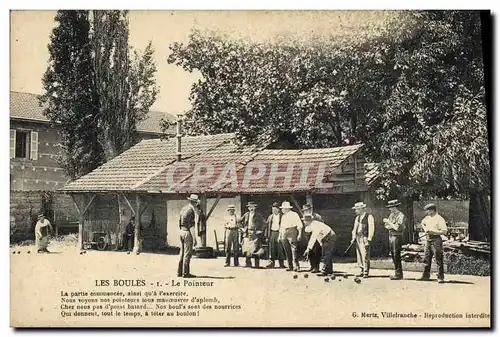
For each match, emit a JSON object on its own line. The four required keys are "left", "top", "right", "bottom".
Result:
{"left": 9, "top": 10, "right": 491, "bottom": 328}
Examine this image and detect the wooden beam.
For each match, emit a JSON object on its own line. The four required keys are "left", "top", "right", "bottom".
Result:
{"left": 199, "top": 194, "right": 208, "bottom": 247}
{"left": 115, "top": 194, "right": 122, "bottom": 250}
{"left": 139, "top": 196, "right": 152, "bottom": 217}
{"left": 133, "top": 194, "right": 141, "bottom": 253}
{"left": 77, "top": 194, "right": 87, "bottom": 251}
{"left": 70, "top": 194, "right": 81, "bottom": 214}
{"left": 290, "top": 195, "right": 303, "bottom": 217}
{"left": 81, "top": 194, "right": 96, "bottom": 216}
{"left": 123, "top": 194, "right": 136, "bottom": 215}
{"left": 206, "top": 194, "right": 222, "bottom": 220}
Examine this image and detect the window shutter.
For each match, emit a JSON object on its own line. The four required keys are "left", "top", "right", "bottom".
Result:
{"left": 10, "top": 130, "right": 16, "bottom": 158}
{"left": 30, "top": 131, "right": 38, "bottom": 160}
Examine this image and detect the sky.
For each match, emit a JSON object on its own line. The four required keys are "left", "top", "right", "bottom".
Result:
{"left": 10, "top": 10, "right": 403, "bottom": 115}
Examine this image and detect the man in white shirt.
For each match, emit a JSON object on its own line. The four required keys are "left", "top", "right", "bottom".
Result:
{"left": 302, "top": 204, "right": 323, "bottom": 273}
{"left": 279, "top": 201, "right": 303, "bottom": 272}
{"left": 303, "top": 215, "right": 337, "bottom": 276}
{"left": 418, "top": 203, "right": 448, "bottom": 283}
{"left": 265, "top": 202, "right": 285, "bottom": 269}
{"left": 223, "top": 204, "right": 240, "bottom": 267}
{"left": 350, "top": 202, "right": 375, "bottom": 278}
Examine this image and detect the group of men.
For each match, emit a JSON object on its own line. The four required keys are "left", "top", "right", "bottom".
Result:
{"left": 177, "top": 194, "right": 449, "bottom": 283}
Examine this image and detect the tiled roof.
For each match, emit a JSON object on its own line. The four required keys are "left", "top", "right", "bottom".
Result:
{"left": 60, "top": 133, "right": 244, "bottom": 192}
{"left": 60, "top": 133, "right": 371, "bottom": 194}
{"left": 10, "top": 91, "right": 174, "bottom": 134}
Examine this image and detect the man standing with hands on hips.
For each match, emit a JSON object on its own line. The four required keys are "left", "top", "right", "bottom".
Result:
{"left": 383, "top": 199, "right": 406, "bottom": 280}
{"left": 350, "top": 202, "right": 375, "bottom": 278}
{"left": 418, "top": 203, "right": 448, "bottom": 284}
{"left": 177, "top": 194, "right": 199, "bottom": 278}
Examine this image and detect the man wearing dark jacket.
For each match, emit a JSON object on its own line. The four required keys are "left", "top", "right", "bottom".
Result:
{"left": 241, "top": 201, "right": 266, "bottom": 268}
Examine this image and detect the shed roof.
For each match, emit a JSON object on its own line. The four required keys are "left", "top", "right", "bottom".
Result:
{"left": 10, "top": 91, "right": 174, "bottom": 134}
{"left": 60, "top": 133, "right": 372, "bottom": 194}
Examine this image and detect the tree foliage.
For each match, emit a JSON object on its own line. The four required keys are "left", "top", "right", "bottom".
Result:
{"left": 41, "top": 10, "right": 159, "bottom": 179}
{"left": 166, "top": 11, "right": 489, "bottom": 202}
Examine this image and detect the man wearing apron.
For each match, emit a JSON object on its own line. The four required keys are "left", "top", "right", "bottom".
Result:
{"left": 241, "top": 201, "right": 266, "bottom": 268}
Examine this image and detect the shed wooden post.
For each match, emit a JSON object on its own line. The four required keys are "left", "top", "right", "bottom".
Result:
{"left": 134, "top": 194, "right": 141, "bottom": 253}
{"left": 72, "top": 193, "right": 96, "bottom": 251}
{"left": 200, "top": 194, "right": 208, "bottom": 247}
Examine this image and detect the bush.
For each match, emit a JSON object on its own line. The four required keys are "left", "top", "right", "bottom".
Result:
{"left": 445, "top": 252, "right": 490, "bottom": 276}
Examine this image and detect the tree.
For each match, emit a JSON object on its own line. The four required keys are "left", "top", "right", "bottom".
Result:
{"left": 376, "top": 11, "right": 490, "bottom": 241}
{"left": 165, "top": 11, "right": 490, "bottom": 241}
{"left": 41, "top": 10, "right": 159, "bottom": 178}
{"left": 41, "top": 10, "right": 160, "bottom": 250}
{"left": 40, "top": 11, "right": 102, "bottom": 179}
{"left": 165, "top": 14, "right": 414, "bottom": 149}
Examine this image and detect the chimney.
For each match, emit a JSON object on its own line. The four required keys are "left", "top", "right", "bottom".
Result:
{"left": 176, "top": 114, "right": 182, "bottom": 161}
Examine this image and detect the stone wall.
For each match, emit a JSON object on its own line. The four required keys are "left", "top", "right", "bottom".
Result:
{"left": 10, "top": 191, "right": 79, "bottom": 243}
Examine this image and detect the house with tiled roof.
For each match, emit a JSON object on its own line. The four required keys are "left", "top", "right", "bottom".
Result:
{"left": 9, "top": 91, "right": 175, "bottom": 242}
{"left": 9, "top": 91, "right": 175, "bottom": 191}
{"left": 60, "top": 131, "right": 390, "bottom": 256}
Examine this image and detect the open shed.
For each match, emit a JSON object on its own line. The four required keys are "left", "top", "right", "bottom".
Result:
{"left": 60, "top": 133, "right": 395, "bottom": 256}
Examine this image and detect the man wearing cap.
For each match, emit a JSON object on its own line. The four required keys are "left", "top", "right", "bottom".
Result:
{"left": 241, "top": 202, "right": 266, "bottom": 268}
{"left": 383, "top": 199, "right": 406, "bottom": 280}
{"left": 418, "top": 203, "right": 448, "bottom": 283}
{"left": 302, "top": 214, "right": 337, "bottom": 276}
{"left": 279, "top": 201, "right": 303, "bottom": 272}
{"left": 35, "top": 213, "right": 53, "bottom": 253}
{"left": 223, "top": 205, "right": 240, "bottom": 267}
{"left": 177, "top": 194, "right": 199, "bottom": 278}
{"left": 302, "top": 204, "right": 323, "bottom": 273}
{"left": 350, "top": 202, "right": 375, "bottom": 278}
{"left": 265, "top": 202, "right": 285, "bottom": 269}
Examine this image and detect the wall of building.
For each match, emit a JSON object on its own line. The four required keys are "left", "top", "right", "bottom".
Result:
{"left": 10, "top": 191, "right": 79, "bottom": 243}
{"left": 10, "top": 120, "right": 162, "bottom": 192}
{"left": 10, "top": 121, "right": 67, "bottom": 191}
{"left": 166, "top": 195, "right": 241, "bottom": 248}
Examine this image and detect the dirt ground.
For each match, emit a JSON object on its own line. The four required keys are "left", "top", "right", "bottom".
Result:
{"left": 10, "top": 243, "right": 491, "bottom": 328}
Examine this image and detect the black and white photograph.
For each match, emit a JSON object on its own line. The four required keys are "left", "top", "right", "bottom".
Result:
{"left": 8, "top": 9, "right": 491, "bottom": 328}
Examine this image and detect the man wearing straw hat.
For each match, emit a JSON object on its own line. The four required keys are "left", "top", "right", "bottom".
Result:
{"left": 241, "top": 201, "right": 266, "bottom": 268}
{"left": 177, "top": 194, "right": 199, "bottom": 278}
{"left": 350, "top": 202, "right": 375, "bottom": 278}
{"left": 223, "top": 204, "right": 240, "bottom": 267}
{"left": 35, "top": 213, "right": 53, "bottom": 253}
{"left": 302, "top": 203, "right": 323, "bottom": 273}
{"left": 302, "top": 214, "right": 337, "bottom": 276}
{"left": 417, "top": 203, "right": 448, "bottom": 284}
{"left": 383, "top": 199, "right": 406, "bottom": 280}
{"left": 265, "top": 202, "right": 285, "bottom": 269}
{"left": 279, "top": 201, "right": 303, "bottom": 272}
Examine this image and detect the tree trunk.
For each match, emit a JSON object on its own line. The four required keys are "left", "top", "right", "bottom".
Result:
{"left": 468, "top": 190, "right": 491, "bottom": 242}
{"left": 403, "top": 197, "right": 416, "bottom": 244}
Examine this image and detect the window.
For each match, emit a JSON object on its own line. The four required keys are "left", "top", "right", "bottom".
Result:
{"left": 10, "top": 129, "right": 38, "bottom": 160}
{"left": 15, "top": 131, "right": 28, "bottom": 158}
